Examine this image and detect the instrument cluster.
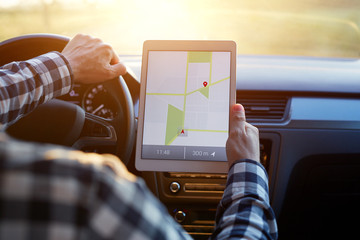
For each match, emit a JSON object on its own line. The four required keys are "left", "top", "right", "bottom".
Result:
{"left": 57, "top": 84, "right": 117, "bottom": 120}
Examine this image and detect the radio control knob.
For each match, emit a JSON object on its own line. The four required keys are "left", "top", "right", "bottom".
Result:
{"left": 174, "top": 210, "right": 186, "bottom": 223}
{"left": 170, "top": 182, "right": 181, "bottom": 193}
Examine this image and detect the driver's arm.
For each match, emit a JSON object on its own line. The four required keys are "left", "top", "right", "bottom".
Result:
{"left": 211, "top": 104, "right": 278, "bottom": 239}
{"left": 0, "top": 34, "right": 126, "bottom": 127}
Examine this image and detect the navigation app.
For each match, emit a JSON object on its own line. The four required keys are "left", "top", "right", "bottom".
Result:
{"left": 142, "top": 51, "right": 230, "bottom": 161}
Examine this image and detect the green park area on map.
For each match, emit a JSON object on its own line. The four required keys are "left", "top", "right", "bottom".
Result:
{"left": 165, "top": 104, "right": 184, "bottom": 145}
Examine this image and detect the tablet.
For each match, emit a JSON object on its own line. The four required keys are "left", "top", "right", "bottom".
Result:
{"left": 135, "top": 40, "right": 236, "bottom": 173}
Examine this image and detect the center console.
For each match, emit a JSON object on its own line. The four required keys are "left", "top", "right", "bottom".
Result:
{"left": 142, "top": 133, "right": 279, "bottom": 239}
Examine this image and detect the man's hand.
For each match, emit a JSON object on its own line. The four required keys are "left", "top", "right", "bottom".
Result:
{"left": 226, "top": 104, "right": 260, "bottom": 167}
{"left": 61, "top": 34, "right": 127, "bottom": 84}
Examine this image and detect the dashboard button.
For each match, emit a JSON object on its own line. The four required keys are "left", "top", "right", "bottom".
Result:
{"left": 170, "top": 182, "right": 181, "bottom": 193}
{"left": 174, "top": 211, "right": 186, "bottom": 223}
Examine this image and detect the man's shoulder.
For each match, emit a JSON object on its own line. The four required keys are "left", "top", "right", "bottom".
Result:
{"left": 0, "top": 132, "right": 133, "bottom": 183}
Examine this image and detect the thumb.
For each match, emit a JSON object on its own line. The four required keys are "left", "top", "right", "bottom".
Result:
{"left": 230, "top": 104, "right": 246, "bottom": 134}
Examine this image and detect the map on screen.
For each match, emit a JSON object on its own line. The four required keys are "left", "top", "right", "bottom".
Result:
{"left": 142, "top": 51, "right": 231, "bottom": 161}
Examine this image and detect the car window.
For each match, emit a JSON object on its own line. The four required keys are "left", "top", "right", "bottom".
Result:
{"left": 1, "top": 0, "right": 360, "bottom": 58}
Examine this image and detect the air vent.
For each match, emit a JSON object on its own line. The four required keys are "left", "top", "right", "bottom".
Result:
{"left": 237, "top": 95, "right": 288, "bottom": 121}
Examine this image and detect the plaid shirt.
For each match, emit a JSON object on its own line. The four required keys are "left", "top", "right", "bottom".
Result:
{"left": 212, "top": 160, "right": 278, "bottom": 239}
{"left": 0, "top": 51, "right": 72, "bottom": 127}
{"left": 0, "top": 52, "right": 278, "bottom": 239}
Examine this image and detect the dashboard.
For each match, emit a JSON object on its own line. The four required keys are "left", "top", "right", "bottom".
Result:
{"left": 56, "top": 54, "right": 360, "bottom": 239}
{"left": 57, "top": 83, "right": 119, "bottom": 120}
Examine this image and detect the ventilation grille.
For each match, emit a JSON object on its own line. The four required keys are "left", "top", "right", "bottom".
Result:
{"left": 237, "top": 96, "right": 288, "bottom": 121}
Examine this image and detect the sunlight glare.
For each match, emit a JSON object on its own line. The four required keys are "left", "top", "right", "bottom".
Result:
{"left": 1, "top": 0, "right": 360, "bottom": 57}
{"left": 0, "top": 0, "right": 21, "bottom": 8}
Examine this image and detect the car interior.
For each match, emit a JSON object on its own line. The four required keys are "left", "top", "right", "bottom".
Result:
{"left": 1, "top": 1, "right": 360, "bottom": 239}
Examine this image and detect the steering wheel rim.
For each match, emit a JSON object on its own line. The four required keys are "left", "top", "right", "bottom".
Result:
{"left": 0, "top": 33, "right": 136, "bottom": 165}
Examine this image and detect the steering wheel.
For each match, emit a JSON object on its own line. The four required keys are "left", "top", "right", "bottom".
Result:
{"left": 0, "top": 34, "right": 136, "bottom": 165}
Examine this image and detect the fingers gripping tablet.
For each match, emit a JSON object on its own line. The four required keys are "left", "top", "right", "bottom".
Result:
{"left": 136, "top": 40, "right": 236, "bottom": 173}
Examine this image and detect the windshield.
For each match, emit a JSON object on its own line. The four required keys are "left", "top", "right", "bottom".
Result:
{"left": 1, "top": 0, "right": 360, "bottom": 58}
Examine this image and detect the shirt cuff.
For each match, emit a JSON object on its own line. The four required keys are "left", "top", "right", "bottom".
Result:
{"left": 221, "top": 159, "right": 270, "bottom": 208}
{"left": 28, "top": 51, "right": 73, "bottom": 100}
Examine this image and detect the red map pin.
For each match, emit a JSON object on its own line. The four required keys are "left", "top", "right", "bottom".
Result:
{"left": 203, "top": 81, "right": 208, "bottom": 87}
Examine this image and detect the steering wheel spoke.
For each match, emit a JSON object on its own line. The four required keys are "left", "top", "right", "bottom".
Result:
{"left": 72, "top": 113, "right": 117, "bottom": 152}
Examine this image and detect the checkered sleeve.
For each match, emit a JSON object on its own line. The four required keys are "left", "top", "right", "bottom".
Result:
{"left": 211, "top": 159, "right": 278, "bottom": 240}
{"left": 0, "top": 51, "right": 73, "bottom": 126}
{"left": 0, "top": 136, "right": 193, "bottom": 240}
{"left": 85, "top": 155, "right": 193, "bottom": 240}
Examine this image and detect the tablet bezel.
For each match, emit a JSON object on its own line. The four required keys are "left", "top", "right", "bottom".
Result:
{"left": 135, "top": 40, "right": 236, "bottom": 173}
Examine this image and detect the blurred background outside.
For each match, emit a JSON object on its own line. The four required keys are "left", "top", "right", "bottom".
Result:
{"left": 0, "top": 0, "right": 360, "bottom": 58}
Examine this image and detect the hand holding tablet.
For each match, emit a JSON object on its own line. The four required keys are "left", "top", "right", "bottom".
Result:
{"left": 136, "top": 40, "right": 236, "bottom": 173}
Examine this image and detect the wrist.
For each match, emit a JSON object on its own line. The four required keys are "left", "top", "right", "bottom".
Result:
{"left": 229, "top": 158, "right": 265, "bottom": 173}
{"left": 56, "top": 51, "right": 75, "bottom": 86}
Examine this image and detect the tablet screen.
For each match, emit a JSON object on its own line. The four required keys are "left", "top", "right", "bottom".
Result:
{"left": 142, "top": 51, "right": 230, "bottom": 161}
